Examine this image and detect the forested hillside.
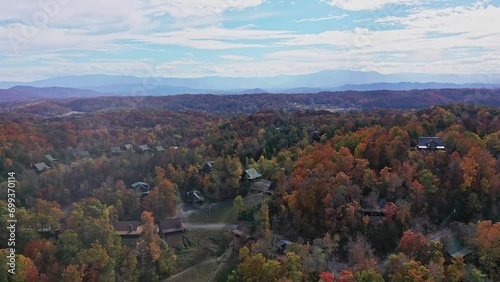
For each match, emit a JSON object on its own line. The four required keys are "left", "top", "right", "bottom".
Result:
{"left": 0, "top": 104, "right": 499, "bottom": 281}
{"left": 1, "top": 88, "right": 500, "bottom": 117}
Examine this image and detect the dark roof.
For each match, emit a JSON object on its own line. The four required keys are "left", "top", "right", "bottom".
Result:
{"left": 187, "top": 190, "right": 204, "bottom": 202}
{"left": 111, "top": 147, "right": 122, "bottom": 154}
{"left": 446, "top": 237, "right": 472, "bottom": 258}
{"left": 245, "top": 168, "right": 262, "bottom": 180}
{"left": 232, "top": 222, "right": 255, "bottom": 238}
{"left": 159, "top": 218, "right": 186, "bottom": 234}
{"left": 138, "top": 145, "right": 151, "bottom": 151}
{"left": 276, "top": 240, "right": 292, "bottom": 247}
{"left": 418, "top": 137, "right": 445, "bottom": 149}
{"left": 200, "top": 161, "right": 214, "bottom": 172}
{"left": 155, "top": 146, "right": 165, "bottom": 152}
{"left": 250, "top": 179, "right": 277, "bottom": 194}
{"left": 33, "top": 162, "right": 50, "bottom": 172}
{"left": 131, "top": 182, "right": 150, "bottom": 195}
{"left": 45, "top": 154, "right": 57, "bottom": 162}
{"left": 113, "top": 221, "right": 143, "bottom": 236}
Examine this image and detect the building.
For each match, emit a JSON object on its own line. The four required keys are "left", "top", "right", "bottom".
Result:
{"left": 138, "top": 144, "right": 151, "bottom": 152}
{"left": 155, "top": 145, "right": 166, "bottom": 152}
{"left": 418, "top": 137, "right": 445, "bottom": 150}
{"left": 309, "top": 130, "right": 322, "bottom": 142}
{"left": 114, "top": 221, "right": 143, "bottom": 244}
{"left": 159, "top": 218, "right": 186, "bottom": 248}
{"left": 250, "top": 179, "right": 277, "bottom": 195}
{"left": 200, "top": 161, "right": 214, "bottom": 173}
{"left": 124, "top": 144, "right": 135, "bottom": 152}
{"left": 33, "top": 162, "right": 51, "bottom": 173}
{"left": 76, "top": 149, "right": 90, "bottom": 157}
{"left": 243, "top": 168, "right": 262, "bottom": 181}
{"left": 131, "top": 182, "right": 150, "bottom": 196}
{"left": 232, "top": 222, "right": 255, "bottom": 243}
{"left": 111, "top": 146, "right": 122, "bottom": 154}
{"left": 45, "top": 154, "right": 57, "bottom": 162}
{"left": 186, "top": 190, "right": 204, "bottom": 205}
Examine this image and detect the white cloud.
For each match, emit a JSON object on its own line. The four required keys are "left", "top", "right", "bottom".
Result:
{"left": 220, "top": 55, "right": 255, "bottom": 61}
{"left": 147, "top": 0, "right": 267, "bottom": 18}
{"left": 295, "top": 14, "right": 348, "bottom": 23}
{"left": 326, "top": 0, "right": 418, "bottom": 11}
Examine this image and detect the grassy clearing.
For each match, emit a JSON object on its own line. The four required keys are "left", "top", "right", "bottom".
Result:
{"left": 184, "top": 202, "right": 238, "bottom": 224}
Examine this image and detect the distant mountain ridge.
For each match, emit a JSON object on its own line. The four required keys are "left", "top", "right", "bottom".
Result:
{"left": 1, "top": 70, "right": 500, "bottom": 92}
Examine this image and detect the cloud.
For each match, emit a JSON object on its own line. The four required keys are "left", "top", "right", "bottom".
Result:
{"left": 325, "top": 0, "right": 418, "bottom": 11}
{"left": 295, "top": 14, "right": 348, "bottom": 23}
{"left": 146, "top": 0, "right": 267, "bottom": 18}
{"left": 220, "top": 55, "right": 255, "bottom": 61}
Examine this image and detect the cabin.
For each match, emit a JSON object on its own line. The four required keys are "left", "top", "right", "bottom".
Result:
{"left": 446, "top": 237, "right": 472, "bottom": 259}
{"left": 38, "top": 226, "right": 60, "bottom": 240}
{"left": 124, "top": 144, "right": 135, "bottom": 152}
{"left": 250, "top": 179, "right": 277, "bottom": 195}
{"left": 45, "top": 154, "right": 57, "bottom": 162}
{"left": 138, "top": 144, "right": 151, "bottom": 153}
{"left": 232, "top": 222, "right": 255, "bottom": 243}
{"left": 155, "top": 145, "right": 166, "bottom": 152}
{"left": 33, "top": 162, "right": 51, "bottom": 173}
{"left": 186, "top": 190, "right": 204, "bottom": 205}
{"left": 309, "top": 130, "right": 322, "bottom": 142}
{"left": 275, "top": 240, "right": 292, "bottom": 255}
{"left": 417, "top": 137, "right": 445, "bottom": 150}
{"left": 114, "top": 221, "right": 143, "bottom": 243}
{"left": 200, "top": 161, "right": 214, "bottom": 173}
{"left": 110, "top": 146, "right": 122, "bottom": 154}
{"left": 131, "top": 182, "right": 150, "bottom": 196}
{"left": 159, "top": 218, "right": 186, "bottom": 248}
{"left": 243, "top": 168, "right": 262, "bottom": 181}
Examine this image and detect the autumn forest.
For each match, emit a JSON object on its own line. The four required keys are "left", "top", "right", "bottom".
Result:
{"left": 0, "top": 95, "right": 499, "bottom": 281}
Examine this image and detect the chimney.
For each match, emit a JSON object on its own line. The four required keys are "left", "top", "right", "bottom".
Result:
{"left": 129, "top": 224, "right": 133, "bottom": 233}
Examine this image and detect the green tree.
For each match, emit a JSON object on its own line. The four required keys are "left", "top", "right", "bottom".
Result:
{"left": 233, "top": 195, "right": 245, "bottom": 217}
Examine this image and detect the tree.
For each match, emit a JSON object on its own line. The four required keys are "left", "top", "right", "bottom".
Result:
{"left": 398, "top": 230, "right": 429, "bottom": 260}
{"left": 233, "top": 195, "right": 245, "bottom": 217}
{"left": 285, "top": 252, "right": 303, "bottom": 282}
{"left": 475, "top": 221, "right": 500, "bottom": 280}
{"left": 355, "top": 269, "right": 384, "bottom": 282}
{"left": 61, "top": 265, "right": 85, "bottom": 282}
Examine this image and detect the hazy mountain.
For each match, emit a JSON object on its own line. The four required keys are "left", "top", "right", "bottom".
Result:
{"left": 334, "top": 82, "right": 500, "bottom": 91}
{"left": 2, "top": 70, "right": 500, "bottom": 91}
{"left": 0, "top": 86, "right": 105, "bottom": 102}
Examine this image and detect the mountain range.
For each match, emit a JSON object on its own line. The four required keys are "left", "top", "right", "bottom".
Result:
{"left": 1, "top": 70, "right": 500, "bottom": 102}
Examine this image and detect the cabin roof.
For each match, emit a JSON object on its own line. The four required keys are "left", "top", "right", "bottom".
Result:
{"left": 113, "top": 221, "right": 143, "bottom": 235}
{"left": 155, "top": 146, "right": 165, "bottom": 152}
{"left": 159, "top": 218, "right": 186, "bottom": 234}
{"left": 418, "top": 137, "right": 445, "bottom": 149}
{"left": 245, "top": 168, "right": 262, "bottom": 180}
{"left": 45, "top": 154, "right": 57, "bottom": 162}
{"left": 33, "top": 162, "right": 50, "bottom": 171}
{"left": 111, "top": 147, "right": 122, "bottom": 154}
{"left": 250, "top": 179, "right": 276, "bottom": 193}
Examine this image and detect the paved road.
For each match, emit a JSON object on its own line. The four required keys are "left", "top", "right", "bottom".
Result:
{"left": 184, "top": 223, "right": 237, "bottom": 230}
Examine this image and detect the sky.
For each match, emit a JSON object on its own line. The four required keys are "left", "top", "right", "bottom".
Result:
{"left": 0, "top": 0, "right": 499, "bottom": 81}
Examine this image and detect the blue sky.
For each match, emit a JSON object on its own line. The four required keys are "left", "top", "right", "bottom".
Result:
{"left": 0, "top": 0, "right": 499, "bottom": 81}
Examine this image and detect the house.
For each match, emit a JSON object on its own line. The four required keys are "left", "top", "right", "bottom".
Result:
{"left": 446, "top": 237, "right": 472, "bottom": 258}
{"left": 131, "top": 182, "right": 150, "bottom": 196}
{"left": 138, "top": 144, "right": 151, "bottom": 152}
{"left": 200, "top": 161, "right": 214, "bottom": 173}
{"left": 113, "top": 221, "right": 143, "bottom": 243}
{"left": 124, "top": 144, "right": 135, "bottom": 152}
{"left": 232, "top": 222, "right": 255, "bottom": 242}
{"left": 186, "top": 190, "right": 204, "bottom": 205}
{"left": 243, "top": 168, "right": 262, "bottom": 181}
{"left": 159, "top": 218, "right": 186, "bottom": 248}
{"left": 155, "top": 145, "right": 166, "bottom": 152}
{"left": 111, "top": 146, "right": 122, "bottom": 154}
{"left": 33, "top": 162, "right": 50, "bottom": 173}
{"left": 417, "top": 137, "right": 445, "bottom": 150}
{"left": 275, "top": 240, "right": 292, "bottom": 255}
{"left": 250, "top": 179, "right": 277, "bottom": 195}
{"left": 309, "top": 130, "right": 322, "bottom": 142}
{"left": 45, "top": 154, "right": 57, "bottom": 162}
{"left": 38, "top": 226, "right": 60, "bottom": 240}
